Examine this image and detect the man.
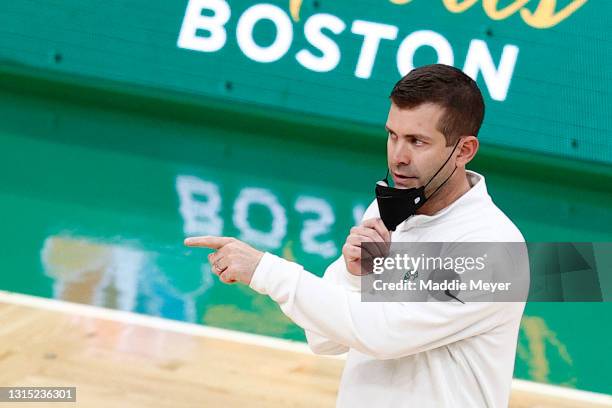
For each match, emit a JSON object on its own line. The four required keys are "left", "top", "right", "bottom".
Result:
{"left": 185, "top": 64, "right": 526, "bottom": 407}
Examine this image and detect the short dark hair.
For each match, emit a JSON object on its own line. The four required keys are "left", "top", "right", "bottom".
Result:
{"left": 389, "top": 64, "right": 485, "bottom": 145}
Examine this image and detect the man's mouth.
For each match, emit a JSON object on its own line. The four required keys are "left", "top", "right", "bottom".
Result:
{"left": 392, "top": 172, "right": 417, "bottom": 181}
{"left": 391, "top": 172, "right": 418, "bottom": 188}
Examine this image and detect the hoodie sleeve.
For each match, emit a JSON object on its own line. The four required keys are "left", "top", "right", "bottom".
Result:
{"left": 302, "top": 199, "right": 380, "bottom": 355}
{"left": 303, "top": 257, "right": 356, "bottom": 355}
{"left": 250, "top": 251, "right": 523, "bottom": 360}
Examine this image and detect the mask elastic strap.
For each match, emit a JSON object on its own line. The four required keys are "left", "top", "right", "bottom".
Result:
{"left": 426, "top": 165, "right": 457, "bottom": 200}
{"left": 424, "top": 138, "right": 462, "bottom": 188}
{"left": 379, "top": 169, "right": 390, "bottom": 185}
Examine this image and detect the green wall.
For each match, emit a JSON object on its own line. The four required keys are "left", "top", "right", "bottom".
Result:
{"left": 0, "top": 0, "right": 610, "bottom": 163}
{"left": 1, "top": 0, "right": 611, "bottom": 397}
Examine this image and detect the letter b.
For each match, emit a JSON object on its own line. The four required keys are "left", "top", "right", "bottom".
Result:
{"left": 177, "top": 0, "right": 231, "bottom": 52}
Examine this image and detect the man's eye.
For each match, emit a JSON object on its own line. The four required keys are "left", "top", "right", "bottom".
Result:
{"left": 413, "top": 139, "right": 424, "bottom": 146}
{"left": 388, "top": 131, "right": 397, "bottom": 140}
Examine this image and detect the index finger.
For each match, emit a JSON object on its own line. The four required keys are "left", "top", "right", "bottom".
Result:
{"left": 184, "top": 236, "right": 235, "bottom": 249}
{"left": 361, "top": 218, "right": 391, "bottom": 242}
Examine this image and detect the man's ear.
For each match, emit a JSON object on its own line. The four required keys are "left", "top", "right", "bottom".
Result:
{"left": 455, "top": 136, "right": 479, "bottom": 168}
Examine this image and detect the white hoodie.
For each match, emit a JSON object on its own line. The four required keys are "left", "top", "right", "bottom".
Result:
{"left": 249, "top": 171, "right": 527, "bottom": 407}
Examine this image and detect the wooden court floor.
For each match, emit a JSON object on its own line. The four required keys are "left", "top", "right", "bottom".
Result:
{"left": 0, "top": 291, "right": 610, "bottom": 408}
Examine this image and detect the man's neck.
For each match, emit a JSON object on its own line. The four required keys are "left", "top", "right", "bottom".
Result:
{"left": 416, "top": 170, "right": 472, "bottom": 216}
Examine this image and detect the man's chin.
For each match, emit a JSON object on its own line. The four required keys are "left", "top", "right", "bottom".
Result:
{"left": 394, "top": 183, "right": 415, "bottom": 189}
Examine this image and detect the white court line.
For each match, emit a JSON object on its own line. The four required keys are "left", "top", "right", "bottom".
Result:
{"left": 0, "top": 290, "right": 326, "bottom": 356}
{"left": 1, "top": 290, "right": 611, "bottom": 405}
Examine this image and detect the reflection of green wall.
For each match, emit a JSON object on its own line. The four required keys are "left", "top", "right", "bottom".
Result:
{"left": 1, "top": 78, "right": 611, "bottom": 395}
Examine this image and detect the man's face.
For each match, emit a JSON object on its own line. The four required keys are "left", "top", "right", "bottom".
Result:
{"left": 385, "top": 102, "right": 453, "bottom": 189}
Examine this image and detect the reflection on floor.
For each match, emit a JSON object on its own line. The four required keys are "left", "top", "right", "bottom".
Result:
{"left": 0, "top": 292, "right": 610, "bottom": 408}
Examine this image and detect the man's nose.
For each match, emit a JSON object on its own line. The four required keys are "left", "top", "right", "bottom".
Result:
{"left": 391, "top": 142, "right": 411, "bottom": 166}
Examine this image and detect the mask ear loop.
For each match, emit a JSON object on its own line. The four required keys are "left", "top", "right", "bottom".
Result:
{"left": 423, "top": 137, "right": 462, "bottom": 189}
{"left": 427, "top": 165, "right": 457, "bottom": 200}
{"left": 377, "top": 169, "right": 391, "bottom": 186}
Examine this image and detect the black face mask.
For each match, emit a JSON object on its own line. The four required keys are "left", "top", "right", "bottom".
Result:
{"left": 375, "top": 139, "right": 461, "bottom": 231}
